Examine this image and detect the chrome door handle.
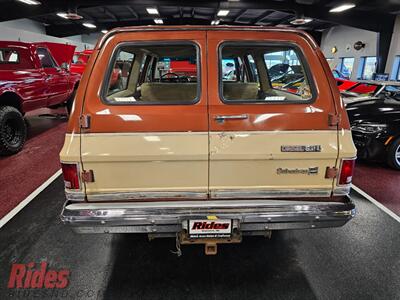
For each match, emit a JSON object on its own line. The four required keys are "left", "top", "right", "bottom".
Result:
{"left": 214, "top": 114, "right": 248, "bottom": 123}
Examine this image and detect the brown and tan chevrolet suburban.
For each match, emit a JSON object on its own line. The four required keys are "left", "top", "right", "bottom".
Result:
{"left": 60, "top": 26, "right": 357, "bottom": 255}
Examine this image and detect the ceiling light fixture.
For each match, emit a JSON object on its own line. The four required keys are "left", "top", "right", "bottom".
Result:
{"left": 211, "top": 20, "right": 220, "bottom": 25}
{"left": 101, "top": 29, "right": 108, "bottom": 34}
{"left": 83, "top": 23, "right": 96, "bottom": 29}
{"left": 16, "top": 0, "right": 41, "bottom": 5}
{"left": 329, "top": 3, "right": 356, "bottom": 13}
{"left": 57, "top": 12, "right": 83, "bottom": 20}
{"left": 217, "top": 9, "right": 230, "bottom": 17}
{"left": 290, "top": 17, "right": 313, "bottom": 25}
{"left": 146, "top": 8, "right": 159, "bottom": 15}
{"left": 154, "top": 18, "right": 163, "bottom": 24}
{"left": 57, "top": 12, "right": 68, "bottom": 19}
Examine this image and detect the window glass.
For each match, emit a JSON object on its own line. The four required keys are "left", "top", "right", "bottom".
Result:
{"left": 362, "top": 56, "right": 377, "bottom": 80}
{"left": 106, "top": 49, "right": 135, "bottom": 94}
{"left": 397, "top": 58, "right": 400, "bottom": 81}
{"left": 391, "top": 56, "right": 400, "bottom": 81}
{"left": 105, "top": 43, "right": 199, "bottom": 104}
{"left": 37, "top": 48, "right": 57, "bottom": 68}
{"left": 340, "top": 57, "right": 354, "bottom": 78}
{"left": 0, "top": 49, "right": 19, "bottom": 63}
{"left": 221, "top": 44, "right": 313, "bottom": 103}
{"left": 222, "top": 59, "right": 237, "bottom": 81}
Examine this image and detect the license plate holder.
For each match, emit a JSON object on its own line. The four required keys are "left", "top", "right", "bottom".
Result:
{"left": 187, "top": 219, "right": 232, "bottom": 239}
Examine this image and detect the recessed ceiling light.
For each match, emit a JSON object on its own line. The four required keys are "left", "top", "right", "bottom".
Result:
{"left": 83, "top": 23, "right": 96, "bottom": 29}
{"left": 211, "top": 20, "right": 220, "bottom": 25}
{"left": 290, "top": 17, "right": 313, "bottom": 25}
{"left": 146, "top": 8, "right": 159, "bottom": 15}
{"left": 329, "top": 3, "right": 356, "bottom": 13}
{"left": 154, "top": 19, "right": 163, "bottom": 24}
{"left": 101, "top": 29, "right": 108, "bottom": 34}
{"left": 217, "top": 10, "right": 230, "bottom": 17}
{"left": 16, "top": 0, "right": 41, "bottom": 5}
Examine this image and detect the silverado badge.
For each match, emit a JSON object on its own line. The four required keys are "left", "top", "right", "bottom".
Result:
{"left": 281, "top": 145, "right": 322, "bottom": 152}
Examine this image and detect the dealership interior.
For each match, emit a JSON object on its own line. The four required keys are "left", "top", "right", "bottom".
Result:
{"left": 0, "top": 0, "right": 399, "bottom": 299}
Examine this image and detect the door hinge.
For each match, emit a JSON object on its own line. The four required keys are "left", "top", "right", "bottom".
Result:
{"left": 82, "top": 170, "right": 95, "bottom": 183}
{"left": 328, "top": 113, "right": 340, "bottom": 127}
{"left": 79, "top": 114, "right": 91, "bottom": 130}
{"left": 325, "top": 167, "right": 338, "bottom": 179}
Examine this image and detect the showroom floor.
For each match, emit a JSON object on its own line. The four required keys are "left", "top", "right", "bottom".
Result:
{"left": 0, "top": 112, "right": 67, "bottom": 219}
{"left": 0, "top": 177, "right": 399, "bottom": 300}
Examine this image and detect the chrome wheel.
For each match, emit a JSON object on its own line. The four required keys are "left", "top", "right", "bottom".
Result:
{"left": 396, "top": 145, "right": 400, "bottom": 166}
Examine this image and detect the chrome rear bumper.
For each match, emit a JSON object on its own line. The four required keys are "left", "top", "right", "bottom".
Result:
{"left": 61, "top": 197, "right": 355, "bottom": 234}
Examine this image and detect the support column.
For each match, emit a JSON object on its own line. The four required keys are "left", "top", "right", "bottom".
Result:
{"left": 376, "top": 30, "right": 393, "bottom": 74}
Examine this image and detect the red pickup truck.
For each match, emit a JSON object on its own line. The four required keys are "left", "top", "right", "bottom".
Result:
{"left": 70, "top": 49, "right": 93, "bottom": 75}
{"left": 0, "top": 41, "right": 80, "bottom": 155}
{"left": 71, "top": 49, "right": 122, "bottom": 89}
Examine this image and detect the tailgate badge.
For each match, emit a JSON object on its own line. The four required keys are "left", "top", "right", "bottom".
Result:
{"left": 281, "top": 145, "right": 321, "bottom": 152}
{"left": 277, "top": 167, "right": 318, "bottom": 175}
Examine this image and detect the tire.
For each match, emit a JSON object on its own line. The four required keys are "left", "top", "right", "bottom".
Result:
{"left": 387, "top": 137, "right": 400, "bottom": 170}
{"left": 0, "top": 106, "right": 27, "bottom": 156}
{"left": 66, "top": 88, "right": 77, "bottom": 116}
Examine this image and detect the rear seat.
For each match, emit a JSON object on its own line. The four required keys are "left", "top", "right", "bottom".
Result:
{"left": 139, "top": 82, "right": 260, "bottom": 102}
{"left": 223, "top": 82, "right": 259, "bottom": 100}
{"left": 140, "top": 82, "right": 197, "bottom": 102}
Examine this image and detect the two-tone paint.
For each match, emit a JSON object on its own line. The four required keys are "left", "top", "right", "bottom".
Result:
{"left": 60, "top": 26, "right": 357, "bottom": 234}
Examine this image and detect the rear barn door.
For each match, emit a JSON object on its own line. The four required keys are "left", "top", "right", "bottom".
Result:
{"left": 207, "top": 30, "right": 338, "bottom": 199}
{"left": 80, "top": 31, "right": 209, "bottom": 201}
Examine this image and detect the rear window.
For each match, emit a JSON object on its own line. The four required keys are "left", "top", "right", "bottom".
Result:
{"left": 220, "top": 43, "right": 314, "bottom": 103}
{"left": 0, "top": 49, "right": 19, "bottom": 63}
{"left": 103, "top": 42, "right": 199, "bottom": 105}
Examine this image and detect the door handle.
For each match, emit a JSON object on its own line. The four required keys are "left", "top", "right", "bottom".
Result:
{"left": 214, "top": 114, "right": 248, "bottom": 123}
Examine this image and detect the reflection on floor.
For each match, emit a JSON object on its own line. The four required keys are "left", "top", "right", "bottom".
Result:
{"left": 0, "top": 109, "right": 67, "bottom": 219}
{"left": 353, "top": 160, "right": 400, "bottom": 216}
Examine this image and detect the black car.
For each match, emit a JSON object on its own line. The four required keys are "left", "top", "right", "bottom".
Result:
{"left": 346, "top": 90, "right": 400, "bottom": 170}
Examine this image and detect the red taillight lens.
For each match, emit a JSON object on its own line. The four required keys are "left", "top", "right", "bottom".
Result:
{"left": 338, "top": 159, "right": 355, "bottom": 185}
{"left": 61, "top": 163, "right": 80, "bottom": 190}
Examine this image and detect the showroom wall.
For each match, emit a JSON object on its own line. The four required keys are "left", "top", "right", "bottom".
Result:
{"left": 67, "top": 33, "right": 102, "bottom": 47}
{"left": 0, "top": 19, "right": 94, "bottom": 51}
{"left": 321, "top": 25, "right": 378, "bottom": 80}
{"left": 321, "top": 16, "right": 400, "bottom": 81}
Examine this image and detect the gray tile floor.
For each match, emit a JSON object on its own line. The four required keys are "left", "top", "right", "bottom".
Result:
{"left": 1, "top": 177, "right": 399, "bottom": 300}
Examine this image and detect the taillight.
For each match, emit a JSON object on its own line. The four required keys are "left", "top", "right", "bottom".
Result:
{"left": 338, "top": 159, "right": 355, "bottom": 185}
{"left": 61, "top": 163, "right": 80, "bottom": 190}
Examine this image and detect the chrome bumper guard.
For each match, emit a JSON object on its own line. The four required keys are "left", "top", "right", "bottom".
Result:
{"left": 61, "top": 197, "right": 355, "bottom": 234}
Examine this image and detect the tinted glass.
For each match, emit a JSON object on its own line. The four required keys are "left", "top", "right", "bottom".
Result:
{"left": 37, "top": 48, "right": 57, "bottom": 68}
